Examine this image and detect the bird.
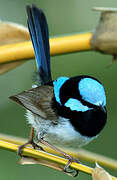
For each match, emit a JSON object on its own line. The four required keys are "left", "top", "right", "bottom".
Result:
{"left": 10, "top": 4, "right": 107, "bottom": 176}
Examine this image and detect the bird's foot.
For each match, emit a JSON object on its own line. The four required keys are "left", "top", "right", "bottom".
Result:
{"left": 18, "top": 139, "right": 44, "bottom": 157}
{"left": 63, "top": 154, "right": 80, "bottom": 177}
{"left": 40, "top": 138, "right": 80, "bottom": 177}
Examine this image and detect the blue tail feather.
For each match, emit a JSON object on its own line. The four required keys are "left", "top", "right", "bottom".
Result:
{"left": 26, "top": 4, "right": 52, "bottom": 84}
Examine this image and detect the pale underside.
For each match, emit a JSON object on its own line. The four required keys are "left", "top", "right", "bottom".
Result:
{"left": 26, "top": 110, "right": 96, "bottom": 149}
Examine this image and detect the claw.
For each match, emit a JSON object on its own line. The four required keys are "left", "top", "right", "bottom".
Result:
{"left": 31, "top": 140, "right": 44, "bottom": 151}
{"left": 63, "top": 167, "right": 79, "bottom": 177}
{"left": 18, "top": 140, "right": 44, "bottom": 157}
{"left": 18, "top": 141, "right": 29, "bottom": 157}
{"left": 63, "top": 157, "right": 80, "bottom": 177}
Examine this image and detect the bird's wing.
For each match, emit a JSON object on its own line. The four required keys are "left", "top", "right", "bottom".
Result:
{"left": 9, "top": 85, "right": 57, "bottom": 121}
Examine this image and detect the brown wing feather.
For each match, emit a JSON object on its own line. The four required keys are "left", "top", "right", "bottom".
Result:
{"left": 9, "top": 85, "right": 57, "bottom": 121}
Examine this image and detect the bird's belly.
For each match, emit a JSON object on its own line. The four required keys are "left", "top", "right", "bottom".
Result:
{"left": 46, "top": 118, "right": 95, "bottom": 148}
{"left": 26, "top": 110, "right": 95, "bottom": 149}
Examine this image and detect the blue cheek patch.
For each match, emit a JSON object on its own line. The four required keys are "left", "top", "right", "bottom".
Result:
{"left": 53, "top": 77, "right": 69, "bottom": 105}
{"left": 79, "top": 78, "right": 106, "bottom": 106}
{"left": 65, "top": 98, "right": 92, "bottom": 112}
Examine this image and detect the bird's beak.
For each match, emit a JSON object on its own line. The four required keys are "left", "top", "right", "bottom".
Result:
{"left": 100, "top": 105, "right": 106, "bottom": 113}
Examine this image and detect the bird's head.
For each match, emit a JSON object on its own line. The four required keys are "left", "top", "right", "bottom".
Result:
{"left": 53, "top": 75, "right": 107, "bottom": 137}
{"left": 53, "top": 75, "right": 106, "bottom": 113}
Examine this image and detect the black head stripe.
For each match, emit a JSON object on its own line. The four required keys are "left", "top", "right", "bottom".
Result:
{"left": 59, "top": 75, "right": 99, "bottom": 109}
{"left": 59, "top": 76, "right": 82, "bottom": 105}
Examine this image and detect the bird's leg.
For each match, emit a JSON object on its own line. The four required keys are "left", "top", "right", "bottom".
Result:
{"left": 18, "top": 127, "right": 44, "bottom": 156}
{"left": 40, "top": 138, "right": 80, "bottom": 177}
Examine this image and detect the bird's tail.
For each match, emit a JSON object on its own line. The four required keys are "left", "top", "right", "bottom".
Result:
{"left": 26, "top": 4, "right": 52, "bottom": 85}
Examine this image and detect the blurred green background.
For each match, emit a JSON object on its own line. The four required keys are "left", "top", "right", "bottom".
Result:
{"left": 0, "top": 0, "right": 117, "bottom": 179}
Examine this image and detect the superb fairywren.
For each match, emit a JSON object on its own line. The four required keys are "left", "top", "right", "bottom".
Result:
{"left": 10, "top": 4, "right": 107, "bottom": 175}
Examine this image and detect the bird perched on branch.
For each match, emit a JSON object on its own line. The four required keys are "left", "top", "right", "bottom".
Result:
{"left": 10, "top": 4, "right": 107, "bottom": 176}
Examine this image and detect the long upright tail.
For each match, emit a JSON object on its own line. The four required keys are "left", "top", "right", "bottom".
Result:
{"left": 26, "top": 4, "right": 52, "bottom": 85}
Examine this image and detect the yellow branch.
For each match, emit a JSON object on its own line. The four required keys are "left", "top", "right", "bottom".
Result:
{"left": 50, "top": 33, "right": 92, "bottom": 55}
{"left": 0, "top": 32, "right": 92, "bottom": 64}
{"left": 0, "top": 134, "right": 117, "bottom": 180}
{"left": 0, "top": 139, "right": 92, "bottom": 174}
{"left": 0, "top": 134, "right": 117, "bottom": 171}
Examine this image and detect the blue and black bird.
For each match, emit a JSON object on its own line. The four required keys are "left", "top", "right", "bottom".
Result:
{"left": 10, "top": 4, "right": 107, "bottom": 174}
